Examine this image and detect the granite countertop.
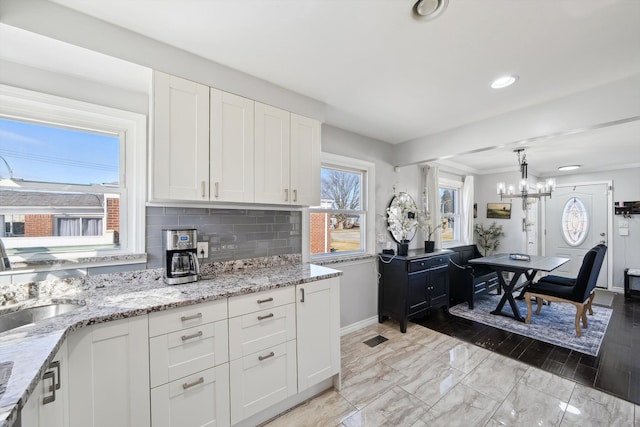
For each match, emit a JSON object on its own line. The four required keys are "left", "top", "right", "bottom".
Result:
{"left": 0, "top": 262, "right": 341, "bottom": 427}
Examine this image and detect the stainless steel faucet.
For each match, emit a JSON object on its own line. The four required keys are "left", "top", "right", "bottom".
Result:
{"left": 0, "top": 238, "right": 10, "bottom": 271}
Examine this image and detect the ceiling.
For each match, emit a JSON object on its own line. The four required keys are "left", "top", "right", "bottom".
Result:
{"left": 7, "top": 0, "right": 640, "bottom": 175}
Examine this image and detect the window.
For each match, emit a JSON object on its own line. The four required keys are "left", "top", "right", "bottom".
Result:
{"left": 309, "top": 154, "right": 373, "bottom": 258}
{"left": 439, "top": 178, "right": 462, "bottom": 244}
{"left": 0, "top": 85, "right": 146, "bottom": 258}
{"left": 562, "top": 197, "right": 588, "bottom": 246}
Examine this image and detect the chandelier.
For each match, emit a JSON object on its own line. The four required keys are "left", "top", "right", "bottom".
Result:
{"left": 497, "top": 149, "right": 555, "bottom": 210}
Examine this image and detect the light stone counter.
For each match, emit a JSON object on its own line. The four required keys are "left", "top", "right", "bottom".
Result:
{"left": 0, "top": 261, "right": 342, "bottom": 427}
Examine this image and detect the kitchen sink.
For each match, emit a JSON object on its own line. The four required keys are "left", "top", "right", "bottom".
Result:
{"left": 0, "top": 303, "right": 84, "bottom": 334}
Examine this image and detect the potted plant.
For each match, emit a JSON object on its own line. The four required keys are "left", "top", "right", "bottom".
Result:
{"left": 474, "top": 222, "right": 505, "bottom": 256}
{"left": 386, "top": 188, "right": 418, "bottom": 255}
{"left": 417, "top": 209, "right": 446, "bottom": 252}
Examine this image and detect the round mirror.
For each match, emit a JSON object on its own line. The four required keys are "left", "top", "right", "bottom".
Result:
{"left": 387, "top": 192, "right": 418, "bottom": 243}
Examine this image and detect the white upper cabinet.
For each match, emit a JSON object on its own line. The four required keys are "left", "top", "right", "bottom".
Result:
{"left": 255, "top": 103, "right": 321, "bottom": 205}
{"left": 152, "top": 71, "right": 321, "bottom": 206}
{"left": 290, "top": 113, "right": 321, "bottom": 206}
{"left": 152, "top": 71, "right": 210, "bottom": 201}
{"left": 254, "top": 102, "right": 291, "bottom": 204}
{"left": 210, "top": 88, "right": 255, "bottom": 203}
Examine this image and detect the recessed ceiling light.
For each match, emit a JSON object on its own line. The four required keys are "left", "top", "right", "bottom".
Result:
{"left": 491, "top": 75, "right": 519, "bottom": 89}
{"left": 414, "top": 0, "right": 449, "bottom": 20}
{"left": 558, "top": 165, "right": 581, "bottom": 171}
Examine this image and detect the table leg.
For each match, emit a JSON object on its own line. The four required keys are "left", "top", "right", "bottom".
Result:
{"left": 491, "top": 270, "right": 527, "bottom": 322}
{"left": 515, "top": 270, "right": 536, "bottom": 300}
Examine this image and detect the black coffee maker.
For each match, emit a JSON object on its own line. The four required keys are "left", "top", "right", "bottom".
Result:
{"left": 163, "top": 229, "right": 200, "bottom": 285}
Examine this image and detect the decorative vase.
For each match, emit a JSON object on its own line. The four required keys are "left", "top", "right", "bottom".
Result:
{"left": 397, "top": 241, "right": 409, "bottom": 256}
{"left": 424, "top": 240, "right": 435, "bottom": 253}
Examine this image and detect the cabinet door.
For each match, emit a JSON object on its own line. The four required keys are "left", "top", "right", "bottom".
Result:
{"left": 150, "top": 365, "right": 230, "bottom": 427}
{"left": 153, "top": 71, "right": 210, "bottom": 201}
{"left": 254, "top": 102, "right": 290, "bottom": 204}
{"left": 67, "top": 316, "right": 150, "bottom": 427}
{"left": 289, "top": 114, "right": 321, "bottom": 206}
{"left": 407, "top": 271, "right": 429, "bottom": 315}
{"left": 210, "top": 88, "right": 255, "bottom": 203}
{"left": 22, "top": 343, "right": 68, "bottom": 427}
{"left": 428, "top": 264, "right": 449, "bottom": 308}
{"left": 296, "top": 277, "right": 340, "bottom": 392}
{"left": 229, "top": 341, "right": 297, "bottom": 424}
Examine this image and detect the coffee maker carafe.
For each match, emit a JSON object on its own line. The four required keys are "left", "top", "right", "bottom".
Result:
{"left": 163, "top": 229, "right": 200, "bottom": 285}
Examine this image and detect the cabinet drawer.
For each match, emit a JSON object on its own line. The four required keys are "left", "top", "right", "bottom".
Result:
{"left": 149, "top": 299, "right": 227, "bottom": 337}
{"left": 150, "top": 365, "right": 230, "bottom": 427}
{"left": 229, "top": 304, "right": 296, "bottom": 360}
{"left": 408, "top": 255, "right": 450, "bottom": 272}
{"left": 229, "top": 341, "right": 297, "bottom": 424}
{"left": 228, "top": 286, "right": 295, "bottom": 317}
{"left": 150, "top": 319, "right": 229, "bottom": 388}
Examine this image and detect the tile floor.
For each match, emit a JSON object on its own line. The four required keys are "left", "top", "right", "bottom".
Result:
{"left": 264, "top": 321, "right": 638, "bottom": 426}
{"left": 417, "top": 292, "right": 640, "bottom": 404}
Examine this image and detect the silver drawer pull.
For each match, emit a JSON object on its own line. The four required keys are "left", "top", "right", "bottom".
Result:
{"left": 257, "top": 297, "right": 274, "bottom": 304}
{"left": 257, "top": 313, "right": 274, "bottom": 321}
{"left": 181, "top": 331, "right": 203, "bottom": 341}
{"left": 180, "top": 313, "right": 202, "bottom": 322}
{"left": 182, "top": 377, "right": 204, "bottom": 390}
{"left": 258, "top": 351, "right": 275, "bottom": 361}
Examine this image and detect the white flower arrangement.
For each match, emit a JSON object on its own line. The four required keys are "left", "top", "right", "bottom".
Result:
{"left": 417, "top": 209, "right": 445, "bottom": 241}
{"left": 417, "top": 188, "right": 445, "bottom": 241}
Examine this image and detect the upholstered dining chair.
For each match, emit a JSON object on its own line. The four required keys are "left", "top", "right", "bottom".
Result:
{"left": 524, "top": 247, "right": 603, "bottom": 337}
{"left": 533, "top": 244, "right": 607, "bottom": 315}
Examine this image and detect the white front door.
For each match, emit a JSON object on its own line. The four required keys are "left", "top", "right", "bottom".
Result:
{"left": 544, "top": 183, "right": 609, "bottom": 288}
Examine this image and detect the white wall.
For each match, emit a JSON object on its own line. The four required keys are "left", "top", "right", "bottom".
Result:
{"left": 474, "top": 167, "right": 640, "bottom": 289}
{"left": 474, "top": 171, "right": 529, "bottom": 255}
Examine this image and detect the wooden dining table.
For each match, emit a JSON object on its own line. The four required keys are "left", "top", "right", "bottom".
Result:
{"left": 469, "top": 253, "right": 570, "bottom": 322}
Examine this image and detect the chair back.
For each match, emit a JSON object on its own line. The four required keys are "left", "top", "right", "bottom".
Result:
{"left": 570, "top": 248, "right": 599, "bottom": 302}
{"left": 586, "top": 244, "right": 607, "bottom": 293}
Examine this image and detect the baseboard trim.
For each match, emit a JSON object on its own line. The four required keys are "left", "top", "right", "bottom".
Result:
{"left": 340, "top": 315, "right": 378, "bottom": 336}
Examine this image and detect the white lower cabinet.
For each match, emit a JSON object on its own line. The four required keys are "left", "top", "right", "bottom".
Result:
{"left": 148, "top": 299, "right": 230, "bottom": 427}
{"left": 150, "top": 365, "right": 230, "bottom": 427}
{"left": 67, "top": 315, "right": 150, "bottom": 427}
{"left": 229, "top": 341, "right": 297, "bottom": 424}
{"left": 22, "top": 342, "right": 68, "bottom": 427}
{"left": 296, "top": 277, "right": 341, "bottom": 392}
{"left": 228, "top": 287, "right": 297, "bottom": 424}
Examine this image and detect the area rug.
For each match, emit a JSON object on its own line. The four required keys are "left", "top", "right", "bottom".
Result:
{"left": 449, "top": 293, "right": 612, "bottom": 356}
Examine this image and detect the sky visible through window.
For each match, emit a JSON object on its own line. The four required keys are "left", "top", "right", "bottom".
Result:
{"left": 0, "top": 117, "right": 120, "bottom": 186}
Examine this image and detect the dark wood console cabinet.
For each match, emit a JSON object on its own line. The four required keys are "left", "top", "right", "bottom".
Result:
{"left": 378, "top": 249, "right": 451, "bottom": 333}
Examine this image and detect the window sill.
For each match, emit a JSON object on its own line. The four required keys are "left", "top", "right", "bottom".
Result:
{"left": 1, "top": 252, "right": 147, "bottom": 276}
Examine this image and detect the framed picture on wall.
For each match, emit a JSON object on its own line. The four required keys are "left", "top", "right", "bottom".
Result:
{"left": 487, "top": 202, "right": 511, "bottom": 219}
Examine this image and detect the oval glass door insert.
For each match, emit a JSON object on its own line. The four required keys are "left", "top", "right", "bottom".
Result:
{"left": 561, "top": 197, "right": 589, "bottom": 246}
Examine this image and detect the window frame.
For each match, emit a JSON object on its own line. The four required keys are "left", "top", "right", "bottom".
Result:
{"left": 439, "top": 176, "right": 463, "bottom": 247}
{"left": 305, "top": 153, "right": 375, "bottom": 261}
{"left": 0, "top": 84, "right": 146, "bottom": 260}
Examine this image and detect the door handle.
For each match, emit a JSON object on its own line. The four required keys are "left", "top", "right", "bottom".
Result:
{"left": 182, "top": 377, "right": 204, "bottom": 390}
{"left": 181, "top": 312, "right": 202, "bottom": 322}
{"left": 42, "top": 371, "right": 56, "bottom": 404}
{"left": 284, "top": 188, "right": 289, "bottom": 202}
{"left": 181, "top": 331, "right": 203, "bottom": 341}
